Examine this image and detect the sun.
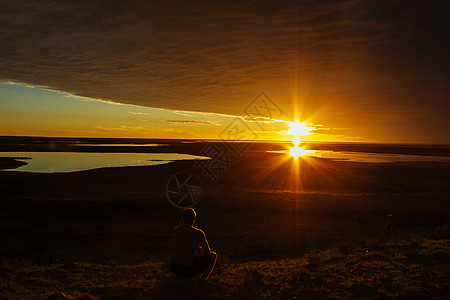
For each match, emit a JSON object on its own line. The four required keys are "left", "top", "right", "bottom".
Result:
{"left": 287, "top": 120, "right": 311, "bottom": 137}
{"left": 287, "top": 120, "right": 313, "bottom": 158}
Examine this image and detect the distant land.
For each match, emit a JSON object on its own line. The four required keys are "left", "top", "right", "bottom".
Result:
{"left": 1, "top": 135, "right": 450, "bottom": 156}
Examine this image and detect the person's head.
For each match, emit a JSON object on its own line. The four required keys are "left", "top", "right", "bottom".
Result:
{"left": 182, "top": 208, "right": 196, "bottom": 226}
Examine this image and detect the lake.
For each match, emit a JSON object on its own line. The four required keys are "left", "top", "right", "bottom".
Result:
{"left": 0, "top": 151, "right": 209, "bottom": 173}
{"left": 1, "top": 137, "right": 449, "bottom": 173}
{"left": 267, "top": 149, "right": 450, "bottom": 163}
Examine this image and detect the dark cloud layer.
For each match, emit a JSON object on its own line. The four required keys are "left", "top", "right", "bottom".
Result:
{"left": 1, "top": 0, "right": 449, "bottom": 142}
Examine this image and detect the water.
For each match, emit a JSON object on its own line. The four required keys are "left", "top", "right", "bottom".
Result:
{"left": 0, "top": 152, "right": 209, "bottom": 173}
{"left": 267, "top": 149, "right": 450, "bottom": 163}
{"left": 1, "top": 139, "right": 449, "bottom": 173}
{"left": 75, "top": 143, "right": 169, "bottom": 147}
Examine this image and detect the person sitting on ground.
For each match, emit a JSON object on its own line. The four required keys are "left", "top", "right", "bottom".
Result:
{"left": 171, "top": 208, "right": 217, "bottom": 280}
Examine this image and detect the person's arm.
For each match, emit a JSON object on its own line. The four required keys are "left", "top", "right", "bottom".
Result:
{"left": 199, "top": 230, "right": 211, "bottom": 253}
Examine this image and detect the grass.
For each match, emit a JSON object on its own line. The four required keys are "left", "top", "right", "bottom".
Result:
{"left": 0, "top": 237, "right": 448, "bottom": 299}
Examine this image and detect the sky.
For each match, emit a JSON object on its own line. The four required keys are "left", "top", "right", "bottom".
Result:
{"left": 0, "top": 82, "right": 295, "bottom": 140}
{"left": 0, "top": 0, "right": 449, "bottom": 143}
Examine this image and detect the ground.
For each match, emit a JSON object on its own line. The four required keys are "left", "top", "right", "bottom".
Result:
{"left": 1, "top": 238, "right": 449, "bottom": 299}
{"left": 0, "top": 138, "right": 449, "bottom": 299}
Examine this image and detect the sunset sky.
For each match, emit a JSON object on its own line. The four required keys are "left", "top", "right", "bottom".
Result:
{"left": 1, "top": 0, "right": 449, "bottom": 143}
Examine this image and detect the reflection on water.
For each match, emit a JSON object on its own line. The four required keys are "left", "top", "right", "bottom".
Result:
{"left": 289, "top": 146, "right": 312, "bottom": 158}
{"left": 268, "top": 149, "right": 450, "bottom": 163}
{"left": 1, "top": 152, "right": 209, "bottom": 173}
{"left": 75, "top": 143, "right": 169, "bottom": 147}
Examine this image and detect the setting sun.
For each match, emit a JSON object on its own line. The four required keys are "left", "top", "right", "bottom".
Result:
{"left": 287, "top": 120, "right": 311, "bottom": 137}
{"left": 287, "top": 120, "right": 313, "bottom": 158}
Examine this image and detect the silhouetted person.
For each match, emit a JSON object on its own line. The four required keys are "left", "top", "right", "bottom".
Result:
{"left": 171, "top": 208, "right": 217, "bottom": 280}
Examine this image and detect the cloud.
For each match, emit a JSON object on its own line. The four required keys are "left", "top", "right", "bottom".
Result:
{"left": 166, "top": 120, "right": 217, "bottom": 125}
{"left": 0, "top": 0, "right": 449, "bottom": 142}
{"left": 128, "top": 111, "right": 152, "bottom": 116}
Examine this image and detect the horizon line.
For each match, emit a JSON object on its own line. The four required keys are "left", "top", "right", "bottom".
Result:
{"left": 1, "top": 135, "right": 449, "bottom": 146}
